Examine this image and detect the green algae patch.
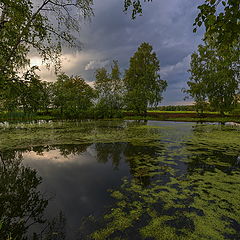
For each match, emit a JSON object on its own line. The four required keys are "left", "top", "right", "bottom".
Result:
{"left": 0, "top": 120, "right": 194, "bottom": 151}
{"left": 186, "top": 124, "right": 240, "bottom": 154}
{"left": 89, "top": 169, "right": 240, "bottom": 240}
{"left": 0, "top": 120, "right": 168, "bottom": 151}
{"left": 183, "top": 170, "right": 240, "bottom": 240}
{"left": 140, "top": 216, "right": 184, "bottom": 240}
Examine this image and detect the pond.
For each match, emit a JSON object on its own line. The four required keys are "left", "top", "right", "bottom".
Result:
{"left": 0, "top": 120, "right": 240, "bottom": 240}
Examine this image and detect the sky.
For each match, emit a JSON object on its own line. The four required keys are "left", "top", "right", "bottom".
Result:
{"left": 31, "top": 0, "right": 205, "bottom": 105}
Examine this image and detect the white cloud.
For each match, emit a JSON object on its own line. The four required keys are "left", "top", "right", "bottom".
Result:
{"left": 84, "top": 59, "right": 110, "bottom": 70}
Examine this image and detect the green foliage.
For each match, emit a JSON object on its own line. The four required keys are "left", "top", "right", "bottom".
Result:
{"left": 124, "top": 42, "right": 167, "bottom": 114}
{"left": 0, "top": 0, "right": 93, "bottom": 80}
{"left": 186, "top": 43, "right": 239, "bottom": 115}
{"left": 53, "top": 73, "right": 96, "bottom": 118}
{"left": 94, "top": 61, "right": 125, "bottom": 118}
{"left": 0, "top": 67, "right": 53, "bottom": 113}
{"left": 194, "top": 0, "right": 240, "bottom": 50}
{"left": 124, "top": 0, "right": 153, "bottom": 19}
{"left": 153, "top": 105, "right": 196, "bottom": 112}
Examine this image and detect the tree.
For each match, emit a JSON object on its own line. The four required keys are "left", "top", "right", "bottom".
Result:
{"left": 0, "top": 0, "right": 93, "bottom": 82}
{"left": 186, "top": 43, "right": 239, "bottom": 115}
{"left": 53, "top": 73, "right": 95, "bottom": 117}
{"left": 0, "top": 67, "right": 47, "bottom": 113}
{"left": 20, "top": 68, "right": 46, "bottom": 113}
{"left": 184, "top": 51, "right": 208, "bottom": 114}
{"left": 194, "top": 0, "right": 240, "bottom": 50}
{"left": 41, "top": 81, "right": 54, "bottom": 112}
{"left": 124, "top": 42, "right": 167, "bottom": 114}
{"left": 94, "top": 61, "right": 125, "bottom": 118}
{"left": 0, "top": 76, "right": 22, "bottom": 112}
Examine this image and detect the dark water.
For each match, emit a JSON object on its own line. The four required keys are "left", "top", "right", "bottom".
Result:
{"left": 0, "top": 120, "right": 240, "bottom": 239}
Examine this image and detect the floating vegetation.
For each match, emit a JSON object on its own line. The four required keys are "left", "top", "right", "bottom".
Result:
{"left": 1, "top": 120, "right": 240, "bottom": 239}
{"left": 0, "top": 120, "right": 170, "bottom": 151}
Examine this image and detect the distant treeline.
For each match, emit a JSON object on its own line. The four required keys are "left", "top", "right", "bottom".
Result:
{"left": 150, "top": 105, "right": 196, "bottom": 111}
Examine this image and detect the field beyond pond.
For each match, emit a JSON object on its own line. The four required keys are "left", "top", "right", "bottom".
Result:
{"left": 0, "top": 120, "right": 240, "bottom": 239}
{"left": 125, "top": 111, "right": 240, "bottom": 123}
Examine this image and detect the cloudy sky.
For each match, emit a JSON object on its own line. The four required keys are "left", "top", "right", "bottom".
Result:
{"left": 32, "top": 0, "right": 205, "bottom": 105}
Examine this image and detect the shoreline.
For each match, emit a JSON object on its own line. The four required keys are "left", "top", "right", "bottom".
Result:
{"left": 0, "top": 111, "right": 240, "bottom": 124}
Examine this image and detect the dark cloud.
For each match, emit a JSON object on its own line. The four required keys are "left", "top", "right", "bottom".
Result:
{"left": 35, "top": 0, "right": 205, "bottom": 105}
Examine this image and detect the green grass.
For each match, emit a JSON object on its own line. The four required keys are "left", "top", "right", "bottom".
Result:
{"left": 123, "top": 115, "right": 240, "bottom": 123}
{"left": 1, "top": 110, "right": 240, "bottom": 123}
{"left": 147, "top": 110, "right": 218, "bottom": 114}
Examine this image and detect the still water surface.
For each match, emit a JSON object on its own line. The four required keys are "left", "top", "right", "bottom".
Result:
{"left": 0, "top": 120, "right": 240, "bottom": 239}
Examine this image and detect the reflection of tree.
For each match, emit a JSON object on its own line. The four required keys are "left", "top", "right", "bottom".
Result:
{"left": 95, "top": 142, "right": 128, "bottom": 168}
{"left": 31, "top": 144, "right": 91, "bottom": 158}
{"left": 93, "top": 120, "right": 167, "bottom": 186}
{"left": 57, "top": 144, "right": 90, "bottom": 157}
{"left": 95, "top": 141, "right": 165, "bottom": 186}
{"left": 0, "top": 151, "right": 67, "bottom": 240}
{"left": 0, "top": 151, "right": 48, "bottom": 239}
{"left": 125, "top": 145, "right": 162, "bottom": 186}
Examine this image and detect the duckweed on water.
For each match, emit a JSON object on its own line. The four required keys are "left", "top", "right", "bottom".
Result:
{"left": 90, "top": 170, "right": 240, "bottom": 240}
{"left": 0, "top": 120, "right": 169, "bottom": 150}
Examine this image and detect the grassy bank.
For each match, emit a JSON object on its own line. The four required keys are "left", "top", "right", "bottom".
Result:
{"left": 0, "top": 110, "right": 240, "bottom": 123}
{"left": 124, "top": 111, "right": 240, "bottom": 123}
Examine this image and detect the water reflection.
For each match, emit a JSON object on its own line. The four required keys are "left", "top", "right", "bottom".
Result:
{"left": 0, "top": 151, "right": 55, "bottom": 240}
{"left": 78, "top": 122, "right": 240, "bottom": 240}
{"left": 0, "top": 121, "right": 240, "bottom": 239}
{"left": 21, "top": 144, "right": 130, "bottom": 239}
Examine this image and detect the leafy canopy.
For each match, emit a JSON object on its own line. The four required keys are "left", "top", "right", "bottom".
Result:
{"left": 94, "top": 61, "right": 125, "bottom": 118}
{"left": 186, "top": 43, "right": 239, "bottom": 114}
{"left": 124, "top": 42, "right": 167, "bottom": 113}
{"left": 0, "top": 0, "right": 93, "bottom": 79}
{"left": 53, "top": 73, "right": 95, "bottom": 117}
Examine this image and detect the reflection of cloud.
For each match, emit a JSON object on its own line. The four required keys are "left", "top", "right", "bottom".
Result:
{"left": 85, "top": 59, "right": 109, "bottom": 70}
{"left": 23, "top": 148, "right": 94, "bottom": 165}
